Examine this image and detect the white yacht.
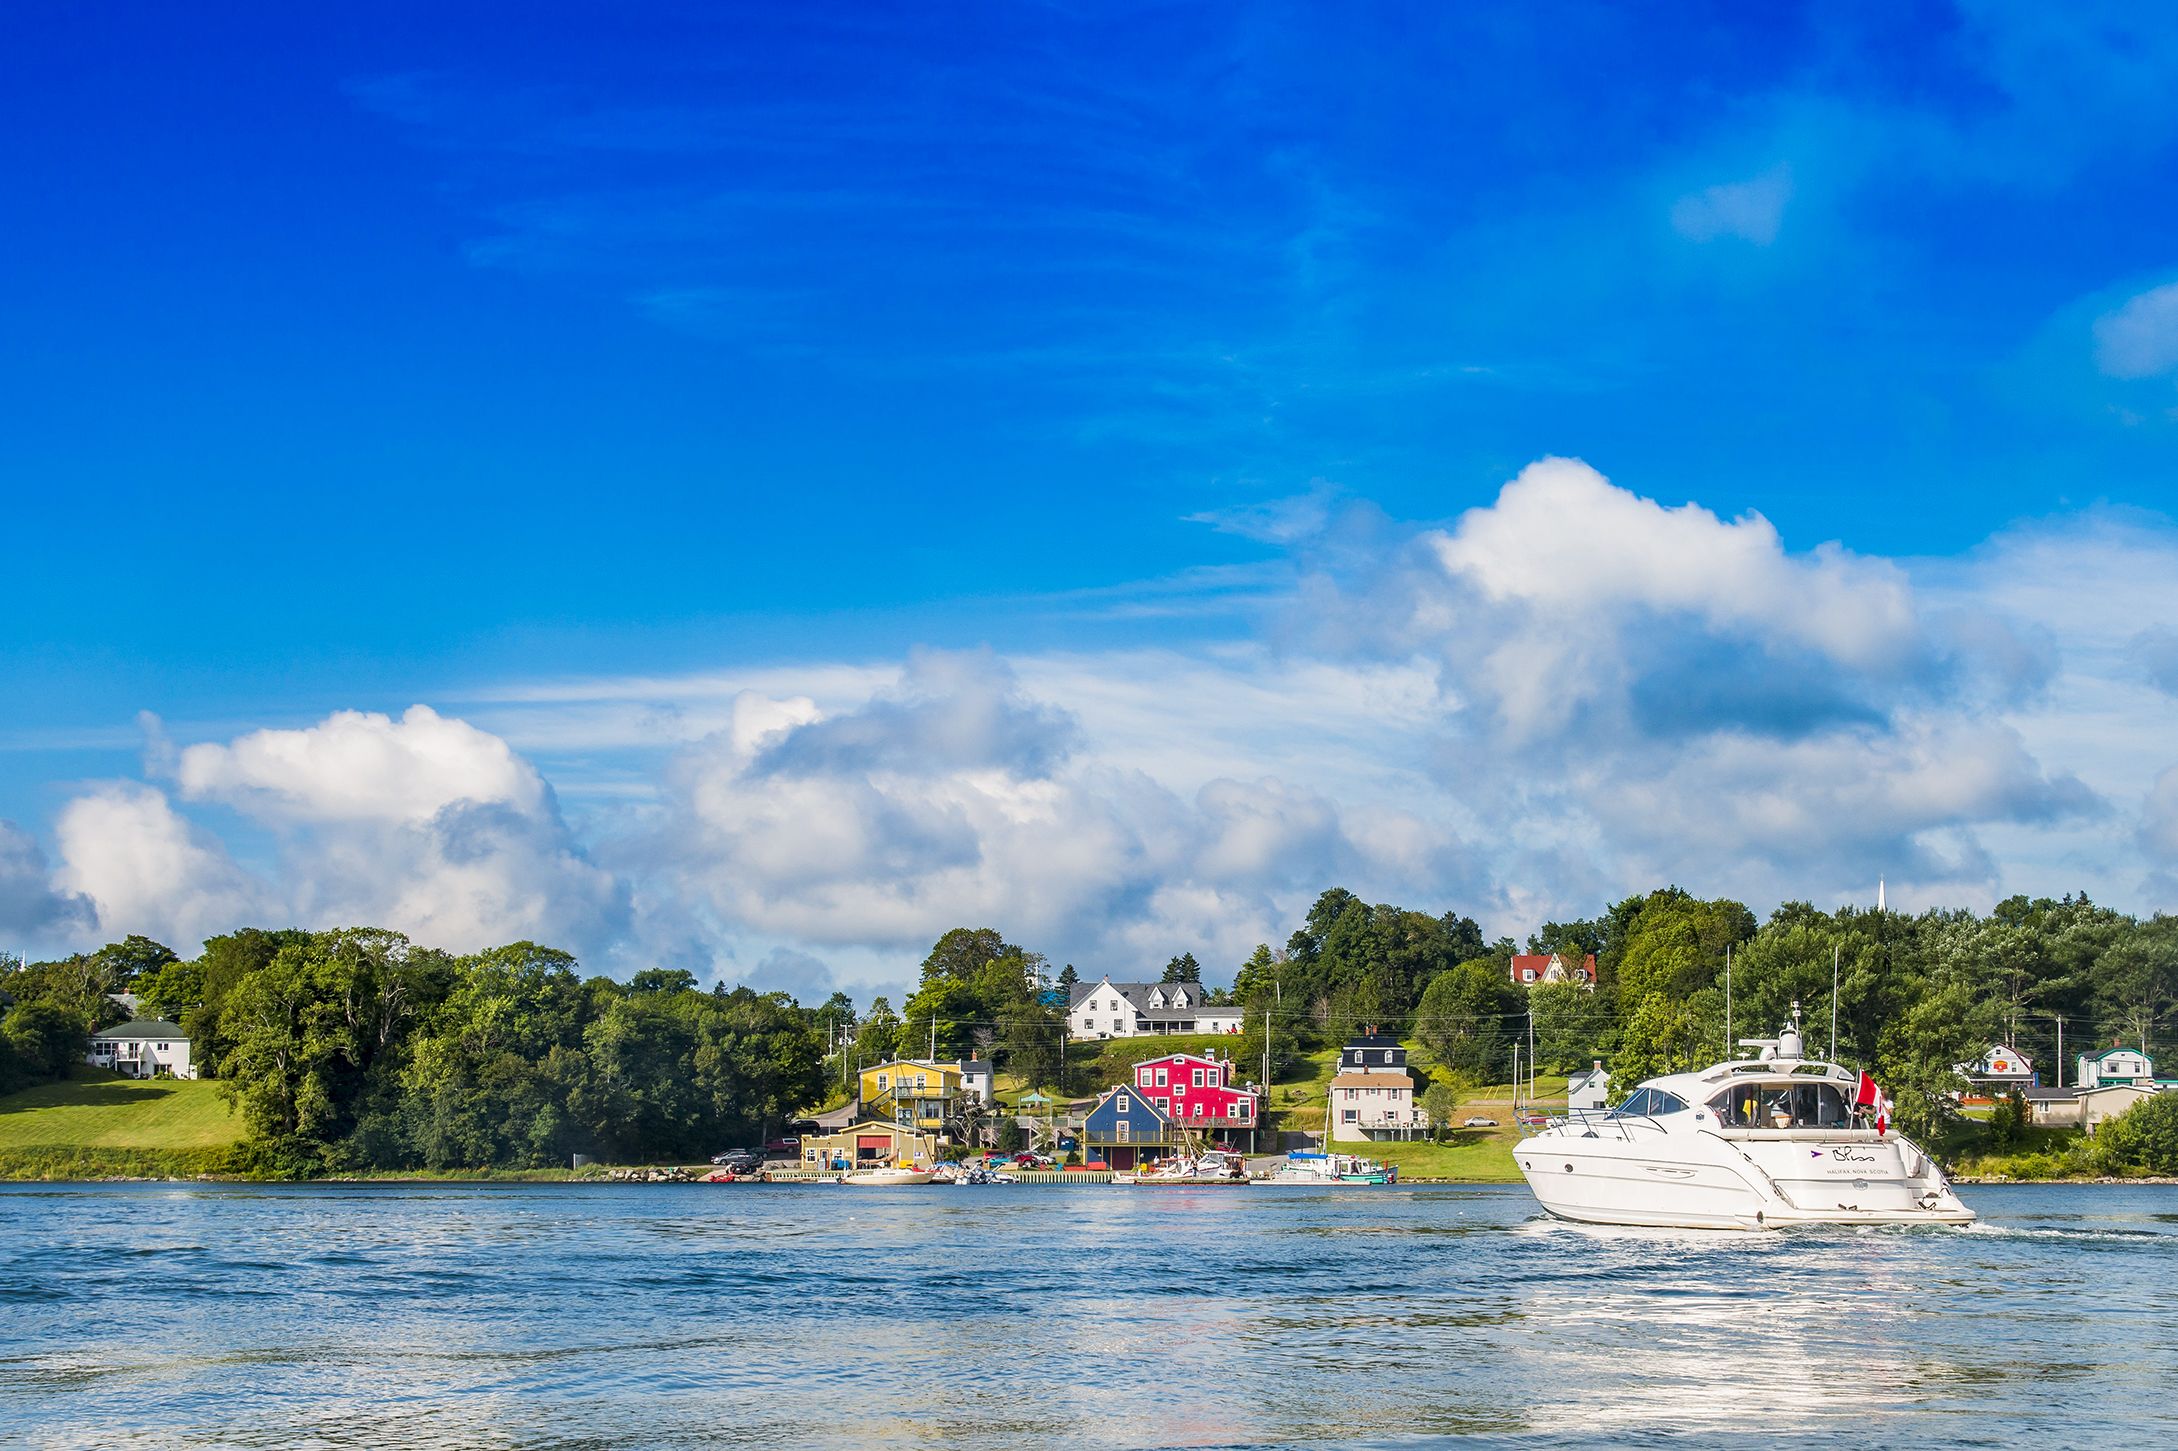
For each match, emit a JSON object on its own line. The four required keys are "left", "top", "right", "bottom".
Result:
{"left": 1515, "top": 1013, "right": 1973, "bottom": 1230}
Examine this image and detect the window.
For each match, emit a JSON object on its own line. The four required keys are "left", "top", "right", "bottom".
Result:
{"left": 1111, "top": 1019, "right": 1122, "bottom": 1031}
{"left": 1192, "top": 1068, "right": 1205, "bottom": 1087}
{"left": 1381, "top": 1050, "right": 1393, "bottom": 1064}
{"left": 1343, "top": 1109, "right": 1358, "bottom": 1124}
{"left": 1155, "top": 1068, "right": 1168, "bottom": 1087}
{"left": 1117, "top": 1095, "right": 1128, "bottom": 1115}
{"left": 876, "top": 1074, "right": 888, "bottom": 1090}
{"left": 1156, "top": 1097, "right": 1169, "bottom": 1112}
{"left": 1193, "top": 1102, "right": 1204, "bottom": 1117}
{"left": 1138, "top": 1068, "right": 1152, "bottom": 1087}
{"left": 1522, "top": 969, "right": 1535, "bottom": 982}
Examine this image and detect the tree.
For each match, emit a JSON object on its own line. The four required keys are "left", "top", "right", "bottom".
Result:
{"left": 1161, "top": 952, "right": 1201, "bottom": 984}
{"left": 93, "top": 935, "right": 180, "bottom": 988}
{"left": 1421, "top": 1080, "right": 1457, "bottom": 1141}
{"left": 1056, "top": 964, "right": 1079, "bottom": 994}
{"left": 629, "top": 967, "right": 698, "bottom": 995}
{"left": 1415, "top": 959, "right": 1522, "bottom": 1082}
{"left": 2095, "top": 1091, "right": 2178, "bottom": 1176}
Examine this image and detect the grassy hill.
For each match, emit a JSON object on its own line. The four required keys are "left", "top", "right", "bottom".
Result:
{"left": 0, "top": 1068, "right": 245, "bottom": 1179}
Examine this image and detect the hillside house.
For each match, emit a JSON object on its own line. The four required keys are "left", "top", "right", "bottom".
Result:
{"left": 1959, "top": 1045, "right": 2036, "bottom": 1090}
{"left": 2076, "top": 1046, "right": 2156, "bottom": 1089}
{"left": 1067, "top": 976, "right": 1244, "bottom": 1039}
{"left": 859, "top": 1059, "right": 984, "bottom": 1132}
{"left": 1509, "top": 953, "right": 1597, "bottom": 989}
{"left": 1568, "top": 1062, "right": 1610, "bottom": 1111}
{"left": 86, "top": 1019, "right": 196, "bottom": 1080}
{"left": 1328, "top": 1032, "right": 1428, "bottom": 1142}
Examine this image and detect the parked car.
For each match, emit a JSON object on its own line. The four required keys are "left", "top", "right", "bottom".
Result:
{"left": 762, "top": 1136, "right": 801, "bottom": 1154}
{"left": 710, "top": 1150, "right": 764, "bottom": 1173}
{"left": 1462, "top": 1117, "right": 1499, "bottom": 1128}
{"left": 1011, "top": 1152, "right": 1055, "bottom": 1169}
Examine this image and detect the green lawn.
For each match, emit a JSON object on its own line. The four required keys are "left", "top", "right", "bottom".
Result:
{"left": 1358, "top": 1133, "right": 1521, "bottom": 1182}
{"left": 0, "top": 1069, "right": 244, "bottom": 1153}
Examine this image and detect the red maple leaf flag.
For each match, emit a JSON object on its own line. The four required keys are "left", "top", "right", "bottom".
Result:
{"left": 1854, "top": 1071, "right": 1879, "bottom": 1109}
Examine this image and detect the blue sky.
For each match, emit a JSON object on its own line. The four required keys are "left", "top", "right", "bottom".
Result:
{"left": 5, "top": 4, "right": 2178, "bottom": 998}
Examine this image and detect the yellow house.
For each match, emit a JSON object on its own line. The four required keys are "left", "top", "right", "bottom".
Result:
{"left": 801, "top": 1122, "right": 938, "bottom": 1172}
{"left": 859, "top": 1059, "right": 965, "bottom": 1130}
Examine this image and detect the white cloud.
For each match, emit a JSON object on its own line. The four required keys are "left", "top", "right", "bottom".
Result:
{"left": 1670, "top": 165, "right": 1793, "bottom": 244}
{"left": 25, "top": 461, "right": 2178, "bottom": 989}
{"left": 2093, "top": 281, "right": 2178, "bottom": 379}
{"left": 175, "top": 705, "right": 546, "bottom": 824}
{"left": 53, "top": 785, "right": 270, "bottom": 949}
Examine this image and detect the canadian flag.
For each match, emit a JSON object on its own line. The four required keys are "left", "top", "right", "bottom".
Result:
{"left": 1854, "top": 1072, "right": 1891, "bottom": 1135}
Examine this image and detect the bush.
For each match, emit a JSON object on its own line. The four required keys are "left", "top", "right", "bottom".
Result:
{"left": 2093, "top": 1093, "right": 2178, "bottom": 1176}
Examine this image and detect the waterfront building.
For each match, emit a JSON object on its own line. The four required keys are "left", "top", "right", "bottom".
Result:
{"left": 1508, "top": 952, "right": 1597, "bottom": 988}
{"left": 1080, "top": 1083, "right": 1171, "bottom": 1170}
{"left": 2024, "top": 1083, "right": 2157, "bottom": 1132}
{"left": 1066, "top": 976, "right": 1244, "bottom": 1039}
{"left": 801, "top": 1122, "right": 939, "bottom": 1173}
{"left": 1125, "top": 1051, "right": 1260, "bottom": 1150}
{"left": 1328, "top": 1031, "right": 1429, "bottom": 1142}
{"left": 86, "top": 1019, "right": 196, "bottom": 1080}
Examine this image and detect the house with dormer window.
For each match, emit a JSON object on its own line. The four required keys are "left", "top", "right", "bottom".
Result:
{"left": 1065, "top": 975, "right": 1244, "bottom": 1039}
{"left": 1328, "top": 1031, "right": 1428, "bottom": 1142}
{"left": 1508, "top": 953, "right": 1597, "bottom": 989}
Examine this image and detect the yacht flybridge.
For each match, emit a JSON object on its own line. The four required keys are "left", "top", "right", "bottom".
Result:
{"left": 1515, "top": 1010, "right": 1974, "bottom": 1230}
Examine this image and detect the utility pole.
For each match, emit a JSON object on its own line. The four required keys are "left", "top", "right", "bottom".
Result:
{"left": 1527, "top": 1009, "right": 1535, "bottom": 1109}
{"left": 2056, "top": 1016, "right": 2064, "bottom": 1089}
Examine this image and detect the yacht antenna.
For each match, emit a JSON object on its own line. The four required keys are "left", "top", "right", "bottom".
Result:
{"left": 1829, "top": 943, "right": 1840, "bottom": 1060}
{"left": 1724, "top": 944, "right": 1733, "bottom": 1056}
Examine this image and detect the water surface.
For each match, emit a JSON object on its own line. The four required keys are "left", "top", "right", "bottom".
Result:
{"left": 3, "top": 1181, "right": 2172, "bottom": 1448}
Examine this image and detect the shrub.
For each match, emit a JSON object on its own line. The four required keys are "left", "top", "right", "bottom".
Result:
{"left": 2093, "top": 1093, "right": 2178, "bottom": 1176}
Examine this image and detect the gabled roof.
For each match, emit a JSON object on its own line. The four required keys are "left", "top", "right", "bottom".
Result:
{"left": 91, "top": 1018, "right": 187, "bottom": 1042}
{"left": 1568, "top": 1065, "right": 1609, "bottom": 1091}
{"left": 1067, "top": 978, "right": 1212, "bottom": 1017}
{"left": 1341, "top": 1033, "right": 1403, "bottom": 1050}
{"left": 1509, "top": 953, "right": 1597, "bottom": 983}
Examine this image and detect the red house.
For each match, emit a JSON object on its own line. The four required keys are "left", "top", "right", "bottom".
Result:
{"left": 1128, "top": 1052, "right": 1260, "bottom": 1150}
{"left": 1509, "top": 952, "right": 1596, "bottom": 988}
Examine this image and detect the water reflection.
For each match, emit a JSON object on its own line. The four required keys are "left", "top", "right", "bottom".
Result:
{"left": 1, "top": 1183, "right": 2174, "bottom": 1448}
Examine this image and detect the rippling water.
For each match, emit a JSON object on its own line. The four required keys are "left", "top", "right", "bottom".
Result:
{"left": 3, "top": 1181, "right": 2174, "bottom": 1448}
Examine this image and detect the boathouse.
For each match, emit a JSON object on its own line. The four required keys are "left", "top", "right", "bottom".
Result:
{"left": 1080, "top": 1083, "right": 1170, "bottom": 1169}
{"left": 800, "top": 1122, "right": 938, "bottom": 1173}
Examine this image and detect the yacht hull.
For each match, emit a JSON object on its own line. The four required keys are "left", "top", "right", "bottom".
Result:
{"left": 1515, "top": 1130, "right": 1974, "bottom": 1230}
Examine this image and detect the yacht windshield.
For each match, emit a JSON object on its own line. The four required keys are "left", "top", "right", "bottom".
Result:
{"left": 1709, "top": 1081, "right": 1851, "bottom": 1129}
{"left": 1613, "top": 1088, "right": 1689, "bottom": 1118}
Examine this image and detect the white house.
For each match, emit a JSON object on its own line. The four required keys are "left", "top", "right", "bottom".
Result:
{"left": 87, "top": 1019, "right": 196, "bottom": 1080}
{"left": 1066, "top": 977, "right": 1240, "bottom": 1039}
{"left": 2077, "top": 1046, "right": 2155, "bottom": 1089}
{"left": 1567, "top": 1062, "right": 1610, "bottom": 1111}
{"left": 960, "top": 1059, "right": 994, "bottom": 1105}
{"left": 1962, "top": 1045, "right": 2036, "bottom": 1087}
{"left": 1328, "top": 1032, "right": 1429, "bottom": 1142}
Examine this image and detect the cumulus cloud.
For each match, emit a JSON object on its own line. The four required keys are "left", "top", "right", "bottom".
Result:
{"left": 2092, "top": 280, "right": 2178, "bottom": 379}
{"left": 2131, "top": 626, "right": 2178, "bottom": 696}
{"left": 24, "top": 459, "right": 2170, "bottom": 986}
{"left": 647, "top": 651, "right": 1463, "bottom": 974}
{"left": 54, "top": 785, "right": 270, "bottom": 949}
{"left": 1670, "top": 165, "right": 1793, "bottom": 244}
{"left": 175, "top": 705, "right": 546, "bottom": 823}
{"left": 0, "top": 822, "right": 96, "bottom": 940}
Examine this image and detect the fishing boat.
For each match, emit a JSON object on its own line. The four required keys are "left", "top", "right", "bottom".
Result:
{"left": 1112, "top": 1149, "right": 1249, "bottom": 1185}
{"left": 1514, "top": 1009, "right": 1973, "bottom": 1230}
{"left": 1261, "top": 1151, "right": 1395, "bottom": 1184}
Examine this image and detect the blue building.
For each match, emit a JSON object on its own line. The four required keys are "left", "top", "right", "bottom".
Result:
{"left": 1080, "top": 1083, "right": 1170, "bottom": 1170}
